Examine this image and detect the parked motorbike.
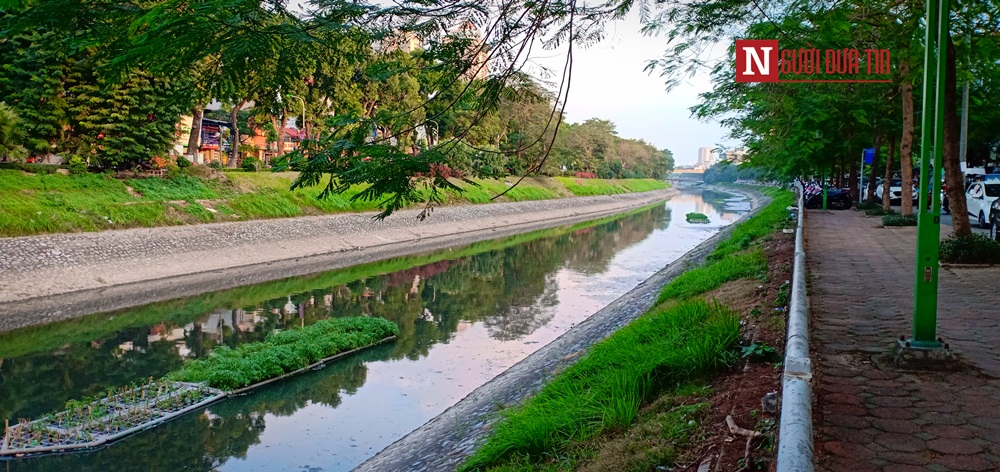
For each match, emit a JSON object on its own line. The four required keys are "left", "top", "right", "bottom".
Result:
{"left": 803, "top": 184, "right": 853, "bottom": 210}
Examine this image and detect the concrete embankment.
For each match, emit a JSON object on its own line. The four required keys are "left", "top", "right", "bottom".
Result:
{"left": 353, "top": 187, "right": 769, "bottom": 472}
{"left": 0, "top": 190, "right": 676, "bottom": 331}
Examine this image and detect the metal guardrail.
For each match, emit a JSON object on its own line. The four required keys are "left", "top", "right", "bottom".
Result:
{"left": 776, "top": 181, "right": 814, "bottom": 472}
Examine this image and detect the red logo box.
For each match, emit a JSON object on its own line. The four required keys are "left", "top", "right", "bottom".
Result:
{"left": 736, "top": 40, "right": 779, "bottom": 82}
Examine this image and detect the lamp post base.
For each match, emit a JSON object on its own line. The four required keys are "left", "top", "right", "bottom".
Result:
{"left": 893, "top": 337, "right": 957, "bottom": 370}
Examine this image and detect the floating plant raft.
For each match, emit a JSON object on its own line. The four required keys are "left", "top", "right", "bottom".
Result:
{"left": 1, "top": 381, "right": 223, "bottom": 456}
{"left": 685, "top": 212, "right": 710, "bottom": 224}
{"left": 2, "top": 316, "right": 398, "bottom": 457}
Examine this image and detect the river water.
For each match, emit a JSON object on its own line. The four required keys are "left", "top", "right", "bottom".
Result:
{"left": 0, "top": 187, "right": 747, "bottom": 472}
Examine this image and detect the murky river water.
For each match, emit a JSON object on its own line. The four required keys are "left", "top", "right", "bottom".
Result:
{"left": 0, "top": 188, "right": 746, "bottom": 471}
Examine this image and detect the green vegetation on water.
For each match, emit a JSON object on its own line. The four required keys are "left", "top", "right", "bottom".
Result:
{"left": 685, "top": 212, "right": 709, "bottom": 223}
{"left": 460, "top": 186, "right": 794, "bottom": 471}
{"left": 168, "top": 317, "right": 398, "bottom": 390}
{"left": 0, "top": 169, "right": 668, "bottom": 237}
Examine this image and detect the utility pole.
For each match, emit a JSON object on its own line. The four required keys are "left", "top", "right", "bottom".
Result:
{"left": 909, "top": 0, "right": 948, "bottom": 349}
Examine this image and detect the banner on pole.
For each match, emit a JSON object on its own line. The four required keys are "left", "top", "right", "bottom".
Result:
{"left": 863, "top": 147, "right": 875, "bottom": 164}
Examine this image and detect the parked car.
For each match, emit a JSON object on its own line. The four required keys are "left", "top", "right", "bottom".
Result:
{"left": 965, "top": 180, "right": 1000, "bottom": 228}
{"left": 875, "top": 179, "right": 918, "bottom": 205}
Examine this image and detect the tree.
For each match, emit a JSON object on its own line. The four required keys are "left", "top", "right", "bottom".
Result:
{"left": 0, "top": 102, "right": 27, "bottom": 161}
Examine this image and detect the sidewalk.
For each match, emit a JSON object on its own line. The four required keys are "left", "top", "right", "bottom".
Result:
{"left": 807, "top": 210, "right": 1000, "bottom": 471}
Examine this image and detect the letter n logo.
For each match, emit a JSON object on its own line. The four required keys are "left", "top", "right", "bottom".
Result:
{"left": 736, "top": 40, "right": 779, "bottom": 82}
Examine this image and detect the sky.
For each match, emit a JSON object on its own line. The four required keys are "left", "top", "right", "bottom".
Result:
{"left": 526, "top": 12, "right": 735, "bottom": 166}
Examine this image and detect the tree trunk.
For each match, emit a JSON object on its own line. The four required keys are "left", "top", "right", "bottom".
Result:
{"left": 849, "top": 159, "right": 858, "bottom": 201}
{"left": 899, "top": 59, "right": 915, "bottom": 216}
{"left": 186, "top": 105, "right": 203, "bottom": 157}
{"left": 274, "top": 111, "right": 287, "bottom": 158}
{"left": 944, "top": 35, "right": 971, "bottom": 236}
{"left": 883, "top": 135, "right": 896, "bottom": 212}
{"left": 228, "top": 100, "right": 246, "bottom": 169}
{"left": 867, "top": 132, "right": 882, "bottom": 203}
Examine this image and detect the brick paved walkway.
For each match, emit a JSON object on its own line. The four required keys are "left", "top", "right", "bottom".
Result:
{"left": 807, "top": 210, "right": 1000, "bottom": 471}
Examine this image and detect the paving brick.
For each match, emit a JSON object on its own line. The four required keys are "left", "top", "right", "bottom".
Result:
{"left": 806, "top": 211, "right": 1000, "bottom": 472}
{"left": 873, "top": 432, "right": 926, "bottom": 452}
{"left": 926, "top": 438, "right": 985, "bottom": 455}
{"left": 928, "top": 454, "right": 996, "bottom": 471}
{"left": 871, "top": 418, "right": 922, "bottom": 434}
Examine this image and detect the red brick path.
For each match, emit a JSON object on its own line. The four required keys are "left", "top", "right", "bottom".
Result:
{"left": 807, "top": 210, "right": 1000, "bottom": 471}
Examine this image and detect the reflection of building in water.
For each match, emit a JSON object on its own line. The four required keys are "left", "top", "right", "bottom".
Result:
{"left": 144, "top": 309, "right": 267, "bottom": 358}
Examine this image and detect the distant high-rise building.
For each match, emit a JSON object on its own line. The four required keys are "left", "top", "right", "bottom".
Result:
{"left": 378, "top": 30, "right": 423, "bottom": 53}
{"left": 449, "top": 21, "right": 489, "bottom": 81}
{"left": 696, "top": 147, "right": 717, "bottom": 170}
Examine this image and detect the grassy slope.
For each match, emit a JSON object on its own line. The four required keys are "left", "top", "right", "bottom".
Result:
{"left": 0, "top": 170, "right": 668, "bottom": 237}
{"left": 460, "top": 186, "right": 795, "bottom": 471}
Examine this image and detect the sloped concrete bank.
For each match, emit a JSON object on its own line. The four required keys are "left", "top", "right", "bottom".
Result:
{"left": 353, "top": 187, "right": 769, "bottom": 472}
{"left": 0, "top": 190, "right": 676, "bottom": 332}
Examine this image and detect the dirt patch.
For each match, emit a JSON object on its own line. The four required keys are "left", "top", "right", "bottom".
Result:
{"left": 686, "top": 231, "right": 794, "bottom": 472}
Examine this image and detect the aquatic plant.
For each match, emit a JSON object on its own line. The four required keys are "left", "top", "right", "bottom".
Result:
{"left": 169, "top": 316, "right": 398, "bottom": 390}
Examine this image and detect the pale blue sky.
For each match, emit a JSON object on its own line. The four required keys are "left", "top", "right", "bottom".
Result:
{"left": 529, "top": 12, "right": 735, "bottom": 166}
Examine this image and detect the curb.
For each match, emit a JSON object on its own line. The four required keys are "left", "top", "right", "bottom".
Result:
{"left": 776, "top": 182, "right": 815, "bottom": 471}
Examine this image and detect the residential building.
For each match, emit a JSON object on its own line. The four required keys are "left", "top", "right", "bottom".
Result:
{"left": 696, "top": 146, "right": 717, "bottom": 170}
{"left": 723, "top": 148, "right": 749, "bottom": 164}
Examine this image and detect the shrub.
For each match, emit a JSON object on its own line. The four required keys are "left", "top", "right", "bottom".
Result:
{"left": 882, "top": 213, "right": 917, "bottom": 226}
{"left": 865, "top": 206, "right": 894, "bottom": 216}
{"left": 241, "top": 157, "right": 262, "bottom": 172}
{"left": 940, "top": 234, "right": 1000, "bottom": 264}
{"left": 66, "top": 155, "right": 88, "bottom": 175}
{"left": 176, "top": 156, "right": 192, "bottom": 168}
{"left": 855, "top": 200, "right": 880, "bottom": 210}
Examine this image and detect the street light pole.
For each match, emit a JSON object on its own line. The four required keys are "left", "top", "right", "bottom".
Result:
{"left": 911, "top": 0, "right": 948, "bottom": 348}
{"left": 287, "top": 94, "right": 306, "bottom": 143}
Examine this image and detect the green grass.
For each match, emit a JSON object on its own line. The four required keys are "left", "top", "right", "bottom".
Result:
{"left": 126, "top": 175, "right": 219, "bottom": 200}
{"left": 0, "top": 170, "right": 667, "bottom": 236}
{"left": 656, "top": 249, "right": 767, "bottom": 303}
{"left": 169, "top": 316, "right": 399, "bottom": 390}
{"left": 459, "top": 300, "right": 740, "bottom": 471}
{"left": 708, "top": 188, "right": 794, "bottom": 261}
{"left": 553, "top": 177, "right": 625, "bottom": 196}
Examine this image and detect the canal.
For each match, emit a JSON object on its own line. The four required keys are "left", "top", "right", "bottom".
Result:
{"left": 0, "top": 188, "right": 747, "bottom": 471}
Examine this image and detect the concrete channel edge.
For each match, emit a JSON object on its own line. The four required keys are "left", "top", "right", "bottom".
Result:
{"left": 776, "top": 181, "right": 815, "bottom": 472}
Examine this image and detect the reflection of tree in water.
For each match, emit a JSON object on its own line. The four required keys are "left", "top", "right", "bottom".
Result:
{"left": 0, "top": 204, "right": 668, "bottom": 454}
{"left": 562, "top": 204, "right": 669, "bottom": 274}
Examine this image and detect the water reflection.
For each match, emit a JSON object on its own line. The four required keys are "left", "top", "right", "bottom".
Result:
{"left": 2, "top": 189, "right": 744, "bottom": 471}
